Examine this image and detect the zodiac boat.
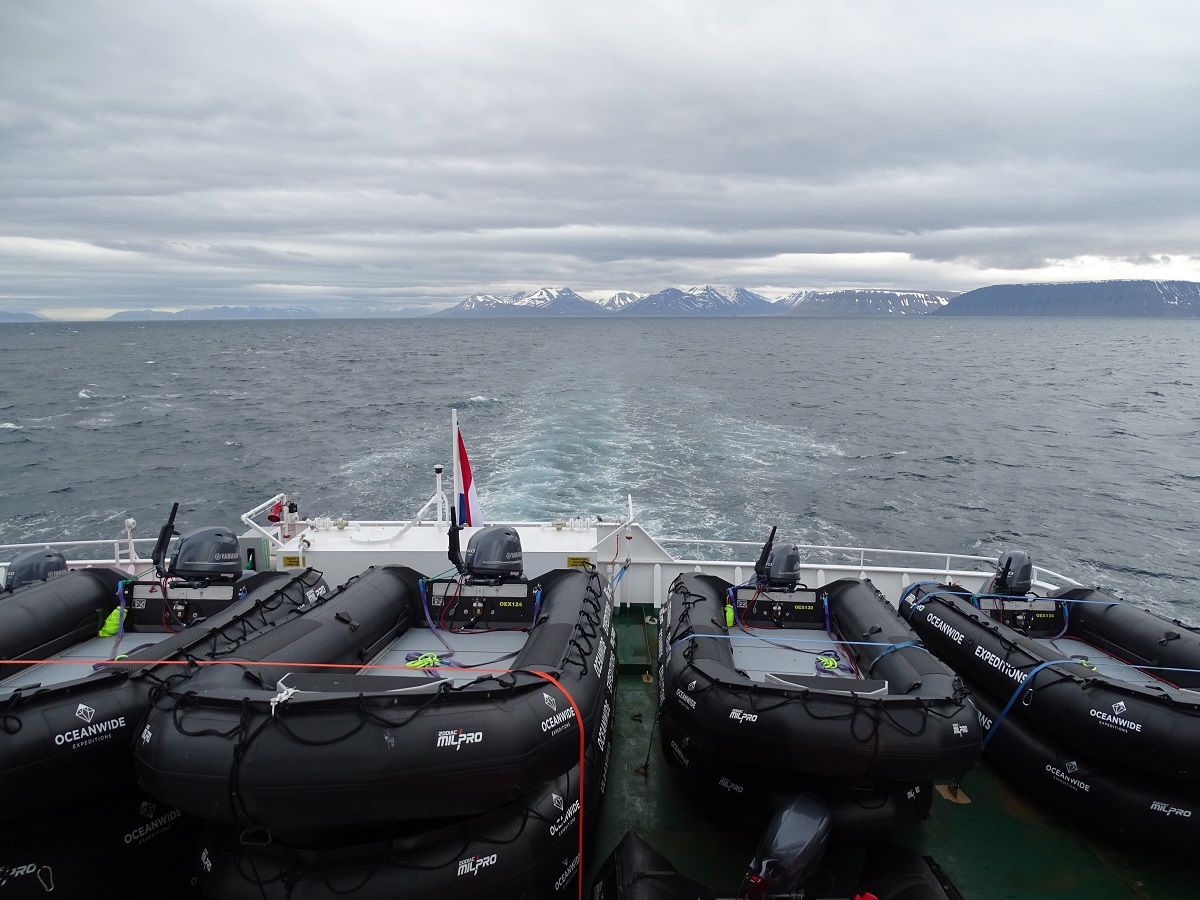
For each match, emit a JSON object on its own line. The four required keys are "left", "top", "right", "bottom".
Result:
{"left": 656, "top": 529, "right": 980, "bottom": 837}
{"left": 12, "top": 452, "right": 1193, "bottom": 897}
{"left": 0, "top": 509, "right": 326, "bottom": 819}
{"left": 901, "top": 550, "right": 1200, "bottom": 844}
{"left": 593, "top": 794, "right": 960, "bottom": 900}
{"left": 134, "top": 521, "right": 616, "bottom": 847}
{"left": 195, "top": 739, "right": 610, "bottom": 899}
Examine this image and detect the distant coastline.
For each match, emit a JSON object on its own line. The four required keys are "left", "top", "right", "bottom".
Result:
{"left": 3, "top": 279, "right": 1199, "bottom": 322}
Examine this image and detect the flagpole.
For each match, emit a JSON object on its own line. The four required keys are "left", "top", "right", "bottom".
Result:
{"left": 451, "top": 407, "right": 459, "bottom": 519}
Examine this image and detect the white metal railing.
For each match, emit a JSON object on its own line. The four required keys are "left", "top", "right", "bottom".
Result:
{"left": 0, "top": 535, "right": 159, "bottom": 580}
{"left": 2, "top": 491, "right": 1083, "bottom": 615}
{"left": 659, "top": 538, "right": 996, "bottom": 569}
{"left": 235, "top": 487, "right": 1083, "bottom": 606}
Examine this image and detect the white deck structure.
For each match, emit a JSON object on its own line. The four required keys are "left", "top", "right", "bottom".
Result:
{"left": 1, "top": 495, "right": 1082, "bottom": 611}
{"left": 1, "top": 475, "right": 1081, "bottom": 608}
{"left": 231, "top": 473, "right": 1080, "bottom": 608}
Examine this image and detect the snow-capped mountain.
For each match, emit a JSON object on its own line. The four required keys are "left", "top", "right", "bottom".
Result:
{"left": 433, "top": 287, "right": 605, "bottom": 317}
{"left": 685, "top": 285, "right": 775, "bottom": 311}
{"left": 510, "top": 288, "right": 604, "bottom": 315}
{"left": 431, "top": 293, "right": 514, "bottom": 315}
{"left": 600, "top": 291, "right": 644, "bottom": 311}
{"left": 776, "top": 289, "right": 957, "bottom": 316}
{"left": 619, "top": 285, "right": 774, "bottom": 316}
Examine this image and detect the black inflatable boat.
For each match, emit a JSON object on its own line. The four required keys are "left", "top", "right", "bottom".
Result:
{"left": 658, "top": 531, "right": 979, "bottom": 794}
{"left": 657, "top": 708, "right": 933, "bottom": 838}
{"left": 135, "top": 525, "right": 616, "bottom": 847}
{"left": 0, "top": 776, "right": 201, "bottom": 900}
{"left": 969, "top": 686, "right": 1200, "bottom": 849}
{"left": 592, "top": 809, "right": 962, "bottom": 900}
{"left": 900, "top": 550, "right": 1200, "bottom": 784}
{"left": 1, "top": 521, "right": 327, "bottom": 819}
{"left": 195, "top": 722, "right": 613, "bottom": 900}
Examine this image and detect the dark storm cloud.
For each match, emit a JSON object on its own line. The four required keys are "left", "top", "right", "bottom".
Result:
{"left": 1, "top": 1, "right": 1198, "bottom": 315}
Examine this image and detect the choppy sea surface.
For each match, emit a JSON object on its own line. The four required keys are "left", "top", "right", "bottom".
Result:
{"left": 2, "top": 317, "right": 1199, "bottom": 619}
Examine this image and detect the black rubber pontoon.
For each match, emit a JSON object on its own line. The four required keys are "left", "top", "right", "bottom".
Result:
{"left": 659, "top": 571, "right": 979, "bottom": 785}
{"left": 901, "top": 573, "right": 1200, "bottom": 784}
{"left": 135, "top": 564, "right": 616, "bottom": 845}
{"left": 0, "top": 567, "right": 326, "bottom": 819}
{"left": 969, "top": 686, "right": 1200, "bottom": 849}
{"left": 196, "top": 724, "right": 612, "bottom": 900}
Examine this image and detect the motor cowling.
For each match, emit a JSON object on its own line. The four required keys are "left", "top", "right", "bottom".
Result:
{"left": 4, "top": 548, "right": 68, "bottom": 592}
{"left": 739, "top": 792, "right": 832, "bottom": 899}
{"left": 988, "top": 549, "right": 1033, "bottom": 596}
{"left": 764, "top": 542, "right": 803, "bottom": 589}
{"left": 463, "top": 526, "right": 523, "bottom": 579}
{"left": 168, "top": 527, "right": 244, "bottom": 583}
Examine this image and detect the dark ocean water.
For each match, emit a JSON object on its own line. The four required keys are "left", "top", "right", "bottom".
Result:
{"left": 3, "top": 317, "right": 1199, "bottom": 619}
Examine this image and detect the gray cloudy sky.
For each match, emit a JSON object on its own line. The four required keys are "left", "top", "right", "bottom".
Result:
{"left": 3, "top": 1, "right": 1199, "bottom": 317}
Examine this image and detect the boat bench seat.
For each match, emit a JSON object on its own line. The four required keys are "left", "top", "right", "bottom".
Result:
{"left": 279, "top": 672, "right": 441, "bottom": 694}
{"left": 765, "top": 672, "right": 889, "bottom": 696}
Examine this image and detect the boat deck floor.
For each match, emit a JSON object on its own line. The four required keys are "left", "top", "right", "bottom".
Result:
{"left": 1, "top": 632, "right": 175, "bottom": 689}
{"left": 729, "top": 625, "right": 859, "bottom": 682}
{"left": 597, "top": 606, "right": 1193, "bottom": 899}
{"left": 1036, "top": 636, "right": 1181, "bottom": 690}
{"left": 365, "top": 627, "right": 527, "bottom": 687}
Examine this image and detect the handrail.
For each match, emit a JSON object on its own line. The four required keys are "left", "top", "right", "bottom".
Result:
{"left": 389, "top": 492, "right": 447, "bottom": 544}
{"left": 658, "top": 537, "right": 996, "bottom": 563}
{"left": 0, "top": 536, "right": 160, "bottom": 578}
{"left": 0, "top": 538, "right": 158, "bottom": 551}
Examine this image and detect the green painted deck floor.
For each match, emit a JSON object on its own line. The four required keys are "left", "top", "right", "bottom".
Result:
{"left": 590, "top": 609, "right": 1192, "bottom": 899}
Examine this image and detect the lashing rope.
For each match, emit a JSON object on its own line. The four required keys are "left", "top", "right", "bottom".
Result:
{"left": 980, "top": 658, "right": 1078, "bottom": 751}
{"left": 92, "top": 656, "right": 595, "bottom": 900}
{"left": 866, "top": 640, "right": 921, "bottom": 676}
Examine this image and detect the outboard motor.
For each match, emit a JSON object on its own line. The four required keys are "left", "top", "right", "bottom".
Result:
{"left": 987, "top": 549, "right": 1033, "bottom": 596}
{"left": 764, "top": 542, "right": 803, "bottom": 590}
{"left": 463, "top": 525, "right": 523, "bottom": 581}
{"left": 753, "top": 526, "right": 804, "bottom": 590}
{"left": 4, "top": 548, "right": 68, "bottom": 592}
{"left": 168, "top": 527, "right": 244, "bottom": 584}
{"left": 739, "top": 793, "right": 832, "bottom": 899}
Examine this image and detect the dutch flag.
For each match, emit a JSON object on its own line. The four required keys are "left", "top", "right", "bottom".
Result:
{"left": 454, "top": 424, "right": 483, "bottom": 527}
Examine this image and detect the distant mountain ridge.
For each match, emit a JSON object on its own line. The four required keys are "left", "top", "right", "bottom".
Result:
{"left": 106, "top": 304, "right": 405, "bottom": 321}
{"left": 777, "top": 289, "right": 958, "bottom": 316}
{"left": 600, "top": 291, "right": 644, "bottom": 311}
{"left": 431, "top": 287, "right": 604, "bottom": 317}
{"left": 618, "top": 285, "right": 774, "bottom": 316}
{"left": 109, "top": 306, "right": 324, "bottom": 321}
{"left": 432, "top": 284, "right": 780, "bottom": 317}
{"left": 5, "top": 280, "right": 1198, "bottom": 322}
{"left": 936, "top": 280, "right": 1200, "bottom": 316}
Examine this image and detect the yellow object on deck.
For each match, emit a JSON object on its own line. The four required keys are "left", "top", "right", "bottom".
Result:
{"left": 98, "top": 607, "right": 125, "bottom": 637}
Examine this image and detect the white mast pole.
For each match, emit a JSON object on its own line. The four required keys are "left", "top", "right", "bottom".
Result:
{"left": 451, "top": 407, "right": 459, "bottom": 523}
